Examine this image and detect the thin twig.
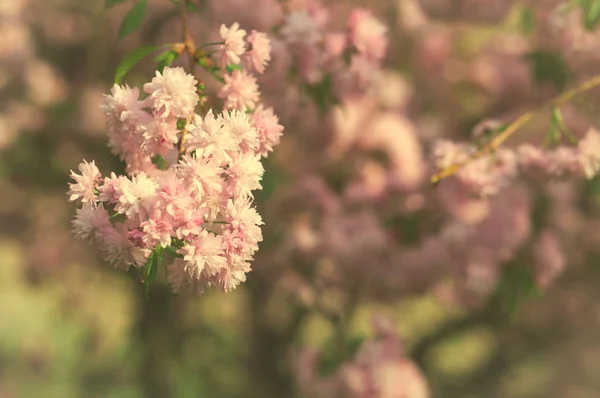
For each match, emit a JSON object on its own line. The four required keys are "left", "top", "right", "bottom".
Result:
{"left": 430, "top": 75, "right": 600, "bottom": 185}
{"left": 177, "top": 0, "right": 201, "bottom": 155}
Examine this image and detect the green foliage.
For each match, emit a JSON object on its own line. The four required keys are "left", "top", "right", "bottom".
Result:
{"left": 520, "top": 6, "right": 535, "bottom": 34}
{"left": 118, "top": 0, "right": 147, "bottom": 40}
{"left": 304, "top": 74, "right": 338, "bottom": 116}
{"left": 144, "top": 246, "right": 162, "bottom": 298}
{"left": 155, "top": 49, "right": 179, "bottom": 73}
{"left": 225, "top": 64, "right": 242, "bottom": 73}
{"left": 196, "top": 55, "right": 225, "bottom": 84}
{"left": 543, "top": 106, "right": 576, "bottom": 147}
{"left": 114, "top": 44, "right": 161, "bottom": 84}
{"left": 105, "top": 0, "right": 128, "bottom": 8}
{"left": 151, "top": 155, "right": 169, "bottom": 170}
{"left": 177, "top": 118, "right": 187, "bottom": 130}
{"left": 491, "top": 261, "right": 541, "bottom": 322}
{"left": 316, "top": 336, "right": 365, "bottom": 378}
{"left": 581, "top": 0, "right": 600, "bottom": 30}
{"left": 525, "top": 50, "right": 572, "bottom": 91}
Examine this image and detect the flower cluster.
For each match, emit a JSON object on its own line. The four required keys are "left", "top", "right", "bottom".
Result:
{"left": 295, "top": 316, "right": 430, "bottom": 398}
{"left": 215, "top": 23, "right": 273, "bottom": 112}
{"left": 68, "top": 28, "right": 283, "bottom": 293}
{"left": 432, "top": 127, "right": 600, "bottom": 198}
{"left": 274, "top": 5, "right": 388, "bottom": 98}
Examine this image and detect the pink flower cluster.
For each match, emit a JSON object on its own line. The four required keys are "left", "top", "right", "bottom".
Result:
{"left": 275, "top": 5, "right": 388, "bottom": 97}
{"left": 296, "top": 316, "right": 430, "bottom": 398}
{"left": 432, "top": 127, "right": 600, "bottom": 197}
{"left": 68, "top": 59, "right": 283, "bottom": 293}
{"left": 216, "top": 23, "right": 273, "bottom": 111}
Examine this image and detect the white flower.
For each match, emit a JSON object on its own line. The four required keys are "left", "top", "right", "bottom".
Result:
{"left": 67, "top": 160, "right": 101, "bottom": 204}
{"left": 217, "top": 23, "right": 247, "bottom": 68}
{"left": 143, "top": 66, "right": 199, "bottom": 119}
{"left": 72, "top": 203, "right": 111, "bottom": 242}
{"left": 578, "top": 127, "right": 600, "bottom": 179}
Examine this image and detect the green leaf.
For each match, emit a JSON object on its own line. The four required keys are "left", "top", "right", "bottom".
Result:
{"left": 151, "top": 155, "right": 169, "bottom": 170}
{"left": 524, "top": 50, "right": 572, "bottom": 91}
{"left": 492, "top": 261, "right": 541, "bottom": 322}
{"left": 520, "top": 6, "right": 534, "bottom": 34}
{"left": 582, "top": 0, "right": 600, "bottom": 30}
{"left": 164, "top": 246, "right": 183, "bottom": 258}
{"left": 109, "top": 212, "right": 125, "bottom": 221}
{"left": 155, "top": 49, "right": 178, "bottom": 73}
{"left": 171, "top": 238, "right": 185, "bottom": 249}
{"left": 106, "top": 0, "right": 128, "bottom": 8}
{"left": 144, "top": 247, "right": 161, "bottom": 298}
{"left": 118, "top": 0, "right": 147, "bottom": 40}
{"left": 552, "top": 106, "right": 577, "bottom": 144}
{"left": 176, "top": 118, "right": 187, "bottom": 130}
{"left": 225, "top": 64, "right": 242, "bottom": 73}
{"left": 114, "top": 44, "right": 159, "bottom": 84}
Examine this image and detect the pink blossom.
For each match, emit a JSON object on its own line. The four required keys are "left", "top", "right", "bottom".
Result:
{"left": 101, "top": 84, "right": 147, "bottom": 125}
{"left": 174, "top": 208, "right": 206, "bottom": 241}
{"left": 141, "top": 210, "right": 175, "bottom": 248}
{"left": 101, "top": 85, "right": 152, "bottom": 169}
{"left": 185, "top": 111, "right": 240, "bottom": 164}
{"left": 280, "top": 10, "right": 322, "bottom": 45}
{"left": 154, "top": 170, "right": 194, "bottom": 217}
{"left": 433, "top": 141, "right": 518, "bottom": 197}
{"left": 114, "top": 173, "right": 158, "bottom": 221}
{"left": 432, "top": 140, "right": 473, "bottom": 170}
{"left": 348, "top": 8, "right": 388, "bottom": 61}
{"left": 296, "top": 316, "right": 430, "bottom": 398}
{"left": 69, "top": 24, "right": 281, "bottom": 295}
{"left": 547, "top": 146, "right": 581, "bottom": 176}
{"left": 578, "top": 127, "right": 600, "bottom": 178}
{"left": 210, "top": 260, "right": 251, "bottom": 292}
{"left": 227, "top": 153, "right": 264, "bottom": 198}
{"left": 517, "top": 144, "right": 551, "bottom": 175}
{"left": 72, "top": 203, "right": 111, "bottom": 242}
{"left": 243, "top": 30, "right": 271, "bottom": 74}
{"left": 251, "top": 104, "right": 284, "bottom": 156}
{"left": 217, "top": 23, "right": 247, "bottom": 68}
{"left": 360, "top": 113, "right": 425, "bottom": 191}
{"left": 219, "top": 69, "right": 260, "bottom": 110}
{"left": 222, "top": 109, "right": 259, "bottom": 153}
{"left": 143, "top": 66, "right": 199, "bottom": 119}
{"left": 97, "top": 172, "right": 126, "bottom": 204}
{"left": 142, "top": 117, "right": 179, "bottom": 157}
{"left": 178, "top": 231, "right": 227, "bottom": 277}
{"left": 458, "top": 149, "right": 518, "bottom": 197}
{"left": 225, "top": 197, "right": 264, "bottom": 230}
{"left": 100, "top": 222, "right": 150, "bottom": 270}
{"left": 533, "top": 230, "right": 566, "bottom": 290}
{"left": 177, "top": 154, "right": 224, "bottom": 200}
{"left": 67, "top": 159, "right": 101, "bottom": 204}
{"left": 167, "top": 258, "right": 206, "bottom": 294}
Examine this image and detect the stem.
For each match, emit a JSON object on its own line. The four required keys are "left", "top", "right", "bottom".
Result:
{"left": 198, "top": 41, "right": 225, "bottom": 50}
{"left": 430, "top": 74, "right": 600, "bottom": 185}
{"left": 180, "top": 1, "right": 196, "bottom": 73}
{"left": 176, "top": 0, "right": 203, "bottom": 156}
{"left": 177, "top": 115, "right": 193, "bottom": 155}
{"left": 137, "top": 286, "right": 184, "bottom": 398}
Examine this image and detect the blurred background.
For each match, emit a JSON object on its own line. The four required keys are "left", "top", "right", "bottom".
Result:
{"left": 3, "top": 0, "right": 600, "bottom": 397}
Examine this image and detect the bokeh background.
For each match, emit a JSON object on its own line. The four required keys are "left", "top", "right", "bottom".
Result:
{"left": 3, "top": 0, "right": 600, "bottom": 397}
